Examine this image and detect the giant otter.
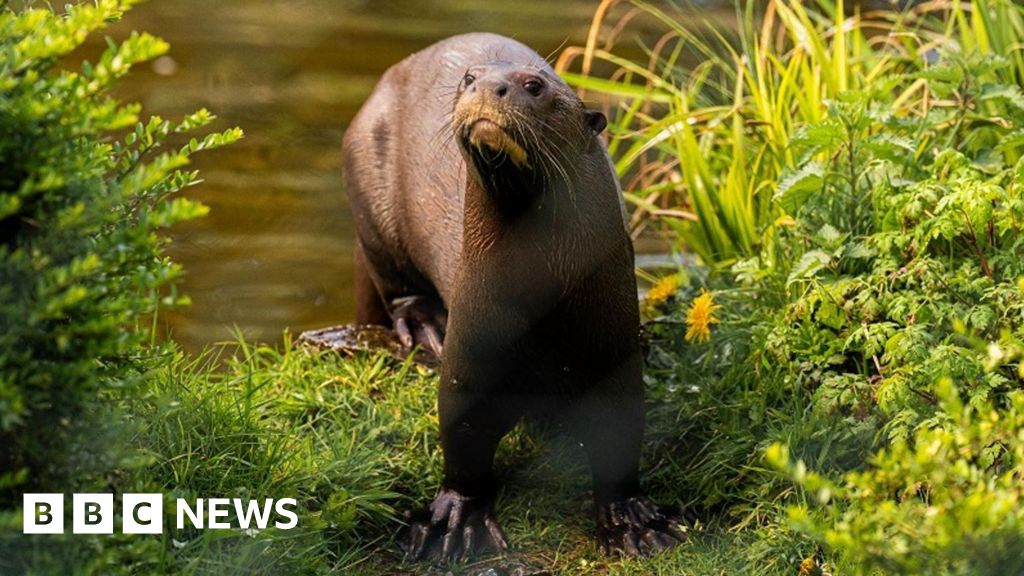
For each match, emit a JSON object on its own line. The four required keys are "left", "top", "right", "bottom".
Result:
{"left": 342, "top": 32, "right": 685, "bottom": 561}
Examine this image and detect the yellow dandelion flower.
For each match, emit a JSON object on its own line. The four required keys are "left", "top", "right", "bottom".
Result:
{"left": 644, "top": 274, "right": 680, "bottom": 307}
{"left": 774, "top": 214, "right": 797, "bottom": 228}
{"left": 685, "top": 290, "right": 719, "bottom": 343}
{"left": 799, "top": 557, "right": 821, "bottom": 576}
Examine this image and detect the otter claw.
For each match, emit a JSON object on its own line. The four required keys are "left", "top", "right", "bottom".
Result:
{"left": 391, "top": 296, "right": 446, "bottom": 356}
{"left": 400, "top": 487, "right": 508, "bottom": 563}
{"left": 395, "top": 317, "right": 415, "bottom": 348}
{"left": 596, "top": 497, "right": 687, "bottom": 557}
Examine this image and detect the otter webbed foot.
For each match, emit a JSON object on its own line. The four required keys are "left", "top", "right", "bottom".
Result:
{"left": 391, "top": 296, "right": 446, "bottom": 357}
{"left": 400, "top": 487, "right": 509, "bottom": 562}
{"left": 596, "top": 496, "right": 687, "bottom": 556}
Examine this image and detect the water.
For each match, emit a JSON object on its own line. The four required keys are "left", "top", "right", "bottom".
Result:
{"left": 106, "top": 0, "right": 693, "bottom": 352}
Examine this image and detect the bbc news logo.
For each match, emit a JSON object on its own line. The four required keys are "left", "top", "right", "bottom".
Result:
{"left": 23, "top": 494, "right": 298, "bottom": 534}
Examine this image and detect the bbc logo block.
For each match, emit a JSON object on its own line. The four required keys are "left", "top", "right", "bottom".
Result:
{"left": 23, "top": 494, "right": 63, "bottom": 534}
{"left": 123, "top": 493, "right": 163, "bottom": 534}
{"left": 73, "top": 493, "right": 114, "bottom": 534}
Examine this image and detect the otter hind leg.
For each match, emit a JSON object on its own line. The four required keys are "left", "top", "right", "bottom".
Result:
{"left": 352, "top": 240, "right": 446, "bottom": 355}
{"left": 391, "top": 295, "right": 447, "bottom": 356}
{"left": 353, "top": 240, "right": 390, "bottom": 327}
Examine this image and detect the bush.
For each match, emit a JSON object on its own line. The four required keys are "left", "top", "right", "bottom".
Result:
{"left": 0, "top": 0, "right": 240, "bottom": 498}
{"left": 566, "top": 0, "right": 1024, "bottom": 573}
{"left": 771, "top": 384, "right": 1024, "bottom": 575}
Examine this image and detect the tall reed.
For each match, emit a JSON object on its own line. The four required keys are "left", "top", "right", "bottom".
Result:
{"left": 558, "top": 0, "right": 1024, "bottom": 269}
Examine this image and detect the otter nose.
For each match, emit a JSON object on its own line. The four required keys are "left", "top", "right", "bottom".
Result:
{"left": 487, "top": 80, "right": 510, "bottom": 98}
{"left": 471, "top": 76, "right": 510, "bottom": 99}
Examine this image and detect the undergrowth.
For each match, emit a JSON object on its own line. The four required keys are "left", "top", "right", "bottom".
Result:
{"left": 8, "top": 337, "right": 811, "bottom": 575}
{"left": 564, "top": 0, "right": 1024, "bottom": 574}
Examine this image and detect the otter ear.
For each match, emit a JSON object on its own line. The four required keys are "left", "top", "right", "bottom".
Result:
{"left": 584, "top": 110, "right": 607, "bottom": 135}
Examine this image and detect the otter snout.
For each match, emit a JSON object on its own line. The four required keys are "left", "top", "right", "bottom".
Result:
{"left": 454, "top": 62, "right": 557, "bottom": 169}
{"left": 461, "top": 66, "right": 548, "bottom": 104}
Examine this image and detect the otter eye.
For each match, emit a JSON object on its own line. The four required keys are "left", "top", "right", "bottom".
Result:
{"left": 523, "top": 79, "right": 544, "bottom": 96}
{"left": 463, "top": 73, "right": 476, "bottom": 87}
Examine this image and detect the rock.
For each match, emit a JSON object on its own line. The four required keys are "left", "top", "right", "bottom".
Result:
{"left": 297, "top": 323, "right": 437, "bottom": 365}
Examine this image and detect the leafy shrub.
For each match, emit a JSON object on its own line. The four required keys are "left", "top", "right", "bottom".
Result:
{"left": 771, "top": 384, "right": 1024, "bottom": 575}
{"left": 0, "top": 0, "right": 240, "bottom": 497}
{"left": 569, "top": 0, "right": 1024, "bottom": 573}
{"left": 761, "top": 79, "right": 1024, "bottom": 573}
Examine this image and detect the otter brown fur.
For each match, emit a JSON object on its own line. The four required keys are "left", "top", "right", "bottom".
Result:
{"left": 342, "top": 32, "right": 685, "bottom": 561}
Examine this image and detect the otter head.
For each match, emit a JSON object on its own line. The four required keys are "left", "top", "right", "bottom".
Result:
{"left": 452, "top": 61, "right": 607, "bottom": 213}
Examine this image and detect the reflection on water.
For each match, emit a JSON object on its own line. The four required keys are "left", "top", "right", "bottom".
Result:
{"left": 106, "top": 0, "right": 693, "bottom": 352}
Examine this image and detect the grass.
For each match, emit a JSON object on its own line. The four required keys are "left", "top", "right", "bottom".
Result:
{"left": 133, "top": 339, "right": 821, "bottom": 575}
{"left": 0, "top": 335, "right": 824, "bottom": 575}
{"left": 130, "top": 340, "right": 439, "bottom": 575}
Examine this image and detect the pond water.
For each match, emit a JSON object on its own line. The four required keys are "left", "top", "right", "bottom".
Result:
{"left": 107, "top": 0, "right": 710, "bottom": 352}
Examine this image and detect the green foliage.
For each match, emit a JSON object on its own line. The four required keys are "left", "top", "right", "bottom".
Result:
{"left": 127, "top": 343, "right": 441, "bottom": 575}
{"left": 759, "top": 133, "right": 1024, "bottom": 573}
{"left": 0, "top": 342, "right": 433, "bottom": 575}
{"left": 0, "top": 338, "right": 817, "bottom": 575}
{"left": 771, "top": 149, "right": 1024, "bottom": 439}
{"left": 770, "top": 384, "right": 1024, "bottom": 574}
{"left": 0, "top": 0, "right": 240, "bottom": 496}
{"left": 579, "top": 1, "right": 1024, "bottom": 574}
{"left": 562, "top": 0, "right": 1024, "bottom": 269}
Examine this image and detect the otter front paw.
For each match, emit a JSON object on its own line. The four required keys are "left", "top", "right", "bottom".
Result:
{"left": 596, "top": 496, "right": 687, "bottom": 556}
{"left": 400, "top": 487, "right": 509, "bottom": 562}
